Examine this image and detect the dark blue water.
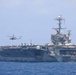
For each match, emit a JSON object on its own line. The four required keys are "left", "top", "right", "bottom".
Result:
{"left": 0, "top": 62, "right": 76, "bottom": 75}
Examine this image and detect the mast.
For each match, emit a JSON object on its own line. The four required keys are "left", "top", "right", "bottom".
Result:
{"left": 55, "top": 15, "right": 64, "bottom": 34}
{"left": 51, "top": 16, "right": 67, "bottom": 45}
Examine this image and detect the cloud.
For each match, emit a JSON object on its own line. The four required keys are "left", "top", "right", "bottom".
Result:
{"left": 68, "top": 0, "right": 76, "bottom": 3}
{"left": 0, "top": 0, "right": 21, "bottom": 6}
{"left": 0, "top": 0, "right": 48, "bottom": 13}
{"left": 0, "top": 0, "right": 46, "bottom": 8}
{"left": 23, "top": 0, "right": 50, "bottom": 14}
{"left": 0, "top": 0, "right": 23, "bottom": 8}
{"left": 64, "top": 0, "right": 76, "bottom": 6}
{"left": 0, "top": 0, "right": 75, "bottom": 15}
{"left": 0, "top": 0, "right": 76, "bottom": 9}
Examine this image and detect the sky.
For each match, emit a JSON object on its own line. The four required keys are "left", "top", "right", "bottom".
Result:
{"left": 0, "top": 0, "right": 76, "bottom": 45}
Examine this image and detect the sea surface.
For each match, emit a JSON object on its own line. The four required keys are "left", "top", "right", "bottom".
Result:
{"left": 0, "top": 62, "right": 76, "bottom": 75}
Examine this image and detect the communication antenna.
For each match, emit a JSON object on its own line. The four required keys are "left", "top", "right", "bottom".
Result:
{"left": 67, "top": 30, "right": 71, "bottom": 43}
{"left": 67, "top": 30, "right": 71, "bottom": 37}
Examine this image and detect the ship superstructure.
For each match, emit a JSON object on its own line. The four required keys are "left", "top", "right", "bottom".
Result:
{"left": 51, "top": 16, "right": 71, "bottom": 45}
{"left": 0, "top": 16, "right": 76, "bottom": 62}
{"left": 51, "top": 16, "right": 76, "bottom": 62}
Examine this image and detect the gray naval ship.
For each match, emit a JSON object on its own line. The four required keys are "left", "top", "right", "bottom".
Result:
{"left": 0, "top": 16, "right": 76, "bottom": 62}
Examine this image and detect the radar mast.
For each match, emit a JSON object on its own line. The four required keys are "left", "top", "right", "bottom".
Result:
{"left": 55, "top": 15, "right": 64, "bottom": 34}
{"left": 51, "top": 16, "right": 67, "bottom": 45}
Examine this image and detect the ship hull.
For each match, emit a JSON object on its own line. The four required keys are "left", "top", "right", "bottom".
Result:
{"left": 0, "top": 55, "right": 76, "bottom": 62}
{"left": 0, "top": 46, "right": 76, "bottom": 62}
{"left": 0, "top": 47, "right": 58, "bottom": 62}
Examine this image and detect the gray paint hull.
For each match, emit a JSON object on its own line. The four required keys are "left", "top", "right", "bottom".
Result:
{"left": 0, "top": 46, "right": 76, "bottom": 62}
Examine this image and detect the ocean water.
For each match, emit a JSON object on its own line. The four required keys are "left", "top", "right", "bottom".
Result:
{"left": 0, "top": 62, "right": 76, "bottom": 75}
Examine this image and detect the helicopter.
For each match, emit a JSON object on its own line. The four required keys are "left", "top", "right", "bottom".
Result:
{"left": 7, "top": 34, "right": 22, "bottom": 40}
